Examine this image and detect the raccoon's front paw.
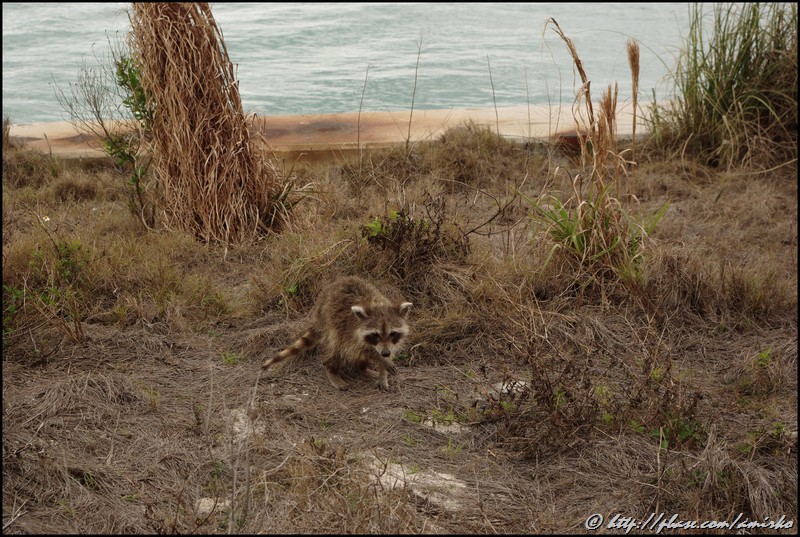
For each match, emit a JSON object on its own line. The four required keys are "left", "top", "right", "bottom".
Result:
{"left": 377, "top": 379, "right": 394, "bottom": 391}
{"left": 326, "top": 369, "right": 350, "bottom": 390}
{"left": 377, "top": 356, "right": 397, "bottom": 373}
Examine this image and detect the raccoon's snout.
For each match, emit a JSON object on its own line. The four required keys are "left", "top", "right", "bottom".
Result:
{"left": 380, "top": 349, "right": 391, "bottom": 358}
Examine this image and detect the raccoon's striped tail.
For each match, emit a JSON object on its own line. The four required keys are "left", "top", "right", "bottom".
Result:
{"left": 262, "top": 327, "right": 317, "bottom": 371}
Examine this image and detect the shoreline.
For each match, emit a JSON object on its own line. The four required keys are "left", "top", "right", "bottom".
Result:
{"left": 8, "top": 104, "right": 642, "bottom": 161}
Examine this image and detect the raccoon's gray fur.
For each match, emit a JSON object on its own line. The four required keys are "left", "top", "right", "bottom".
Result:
{"left": 262, "top": 276, "right": 412, "bottom": 390}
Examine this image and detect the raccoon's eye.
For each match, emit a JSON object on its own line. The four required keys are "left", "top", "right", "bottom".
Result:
{"left": 364, "top": 333, "right": 380, "bottom": 345}
{"left": 389, "top": 331, "right": 403, "bottom": 344}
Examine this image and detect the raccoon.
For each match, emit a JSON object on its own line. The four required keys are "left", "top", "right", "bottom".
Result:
{"left": 262, "top": 276, "right": 412, "bottom": 390}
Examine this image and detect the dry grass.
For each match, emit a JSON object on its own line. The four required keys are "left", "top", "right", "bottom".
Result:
{"left": 4, "top": 115, "right": 796, "bottom": 533}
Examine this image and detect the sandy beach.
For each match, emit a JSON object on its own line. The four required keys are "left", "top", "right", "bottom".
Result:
{"left": 8, "top": 103, "right": 639, "bottom": 160}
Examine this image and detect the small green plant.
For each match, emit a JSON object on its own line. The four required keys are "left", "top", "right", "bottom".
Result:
{"left": 553, "top": 386, "right": 567, "bottom": 410}
{"left": 686, "top": 469, "right": 707, "bottom": 489}
{"left": 2, "top": 284, "right": 25, "bottom": 344}
{"left": 736, "top": 423, "right": 793, "bottom": 458}
{"left": 200, "top": 291, "right": 229, "bottom": 317}
{"left": 771, "top": 421, "right": 785, "bottom": 438}
{"left": 276, "top": 283, "right": 300, "bottom": 307}
{"left": 363, "top": 217, "right": 386, "bottom": 239}
{"left": 755, "top": 347, "right": 772, "bottom": 368}
{"left": 441, "top": 438, "right": 463, "bottom": 459}
{"left": 629, "top": 419, "right": 646, "bottom": 434}
{"left": 55, "top": 240, "right": 86, "bottom": 284}
{"left": 650, "top": 367, "right": 665, "bottom": 383}
{"left": 435, "top": 384, "right": 457, "bottom": 402}
{"left": 404, "top": 409, "right": 424, "bottom": 424}
{"left": 211, "top": 461, "right": 225, "bottom": 479}
{"left": 737, "top": 430, "right": 764, "bottom": 458}
{"left": 499, "top": 400, "right": 517, "bottom": 414}
{"left": 639, "top": 415, "right": 704, "bottom": 450}
{"left": 57, "top": 499, "right": 77, "bottom": 519}
{"left": 430, "top": 407, "right": 459, "bottom": 425}
{"left": 221, "top": 352, "right": 243, "bottom": 365}
{"left": 142, "top": 386, "right": 161, "bottom": 411}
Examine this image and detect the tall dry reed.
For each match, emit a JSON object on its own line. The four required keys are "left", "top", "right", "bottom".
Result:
{"left": 626, "top": 39, "right": 639, "bottom": 197}
{"left": 129, "top": 2, "right": 280, "bottom": 243}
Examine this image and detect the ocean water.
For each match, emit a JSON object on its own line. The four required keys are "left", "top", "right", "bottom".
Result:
{"left": 2, "top": 2, "right": 693, "bottom": 124}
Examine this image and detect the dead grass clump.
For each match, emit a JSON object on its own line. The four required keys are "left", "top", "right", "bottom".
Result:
{"left": 51, "top": 174, "right": 98, "bottom": 203}
{"left": 340, "top": 121, "right": 540, "bottom": 196}
{"left": 427, "top": 121, "right": 531, "bottom": 191}
{"left": 249, "top": 438, "right": 423, "bottom": 533}
{"left": 404, "top": 265, "right": 504, "bottom": 366}
{"left": 2, "top": 144, "right": 63, "bottom": 190}
{"left": 639, "top": 251, "right": 798, "bottom": 328}
{"left": 129, "top": 3, "right": 282, "bottom": 243}
{"left": 2, "top": 369, "right": 150, "bottom": 532}
{"left": 723, "top": 337, "right": 798, "bottom": 399}
{"left": 249, "top": 228, "right": 357, "bottom": 317}
{"left": 653, "top": 426, "right": 798, "bottom": 522}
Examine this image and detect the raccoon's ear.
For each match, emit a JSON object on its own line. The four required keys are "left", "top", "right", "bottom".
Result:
{"left": 351, "top": 305, "right": 368, "bottom": 319}
{"left": 399, "top": 302, "right": 413, "bottom": 316}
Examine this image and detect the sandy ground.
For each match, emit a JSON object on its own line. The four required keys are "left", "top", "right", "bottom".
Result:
{"left": 8, "top": 104, "right": 638, "bottom": 160}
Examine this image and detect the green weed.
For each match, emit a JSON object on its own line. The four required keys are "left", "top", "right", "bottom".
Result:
{"left": 221, "top": 352, "right": 244, "bottom": 365}
{"left": 440, "top": 438, "right": 463, "bottom": 459}
{"left": 403, "top": 409, "right": 424, "bottom": 424}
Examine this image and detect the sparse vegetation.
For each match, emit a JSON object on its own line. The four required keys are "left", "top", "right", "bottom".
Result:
{"left": 53, "top": 35, "right": 157, "bottom": 228}
{"left": 2, "top": 5, "right": 797, "bottom": 535}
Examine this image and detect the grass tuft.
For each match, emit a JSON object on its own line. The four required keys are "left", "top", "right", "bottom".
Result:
{"left": 650, "top": 2, "right": 798, "bottom": 169}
